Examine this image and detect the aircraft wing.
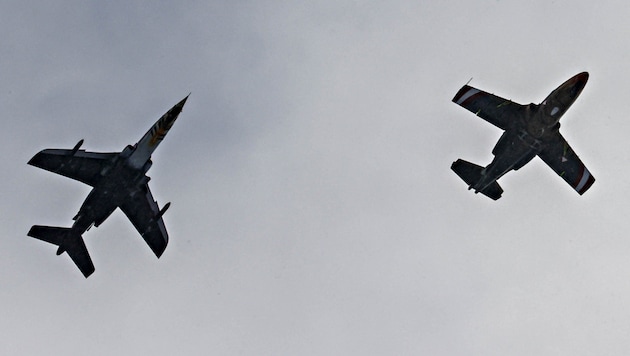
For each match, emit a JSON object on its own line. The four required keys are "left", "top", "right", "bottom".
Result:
{"left": 537, "top": 133, "right": 595, "bottom": 195}
{"left": 452, "top": 84, "right": 525, "bottom": 130}
{"left": 28, "top": 149, "right": 117, "bottom": 186}
{"left": 119, "top": 184, "right": 169, "bottom": 258}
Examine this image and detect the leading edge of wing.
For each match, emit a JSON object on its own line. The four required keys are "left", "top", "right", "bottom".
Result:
{"left": 452, "top": 84, "right": 524, "bottom": 130}
{"left": 28, "top": 149, "right": 117, "bottom": 186}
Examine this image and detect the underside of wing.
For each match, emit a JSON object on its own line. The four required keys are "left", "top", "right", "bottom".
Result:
{"left": 537, "top": 133, "right": 595, "bottom": 195}
{"left": 452, "top": 84, "right": 526, "bottom": 130}
{"left": 119, "top": 184, "right": 169, "bottom": 258}
{"left": 28, "top": 149, "right": 118, "bottom": 186}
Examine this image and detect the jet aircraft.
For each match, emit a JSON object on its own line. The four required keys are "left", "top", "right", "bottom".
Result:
{"left": 451, "top": 72, "right": 595, "bottom": 200}
{"left": 27, "top": 96, "right": 189, "bottom": 277}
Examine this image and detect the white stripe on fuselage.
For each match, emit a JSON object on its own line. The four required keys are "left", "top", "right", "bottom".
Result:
{"left": 123, "top": 96, "right": 186, "bottom": 170}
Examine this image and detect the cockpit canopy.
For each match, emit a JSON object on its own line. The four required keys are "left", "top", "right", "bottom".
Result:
{"left": 539, "top": 99, "right": 564, "bottom": 127}
{"left": 538, "top": 71, "right": 589, "bottom": 128}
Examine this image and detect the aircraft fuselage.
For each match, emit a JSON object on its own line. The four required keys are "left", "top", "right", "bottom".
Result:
{"left": 71, "top": 155, "right": 148, "bottom": 233}
{"left": 470, "top": 72, "right": 589, "bottom": 194}
{"left": 70, "top": 96, "right": 188, "bottom": 236}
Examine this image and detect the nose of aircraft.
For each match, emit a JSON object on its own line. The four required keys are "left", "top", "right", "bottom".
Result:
{"left": 575, "top": 71, "right": 589, "bottom": 83}
{"left": 571, "top": 72, "right": 589, "bottom": 95}
{"left": 545, "top": 72, "right": 589, "bottom": 104}
{"left": 538, "top": 72, "right": 589, "bottom": 125}
{"left": 573, "top": 72, "right": 588, "bottom": 88}
{"left": 161, "top": 94, "right": 190, "bottom": 127}
{"left": 170, "top": 94, "right": 190, "bottom": 117}
{"left": 175, "top": 94, "right": 190, "bottom": 111}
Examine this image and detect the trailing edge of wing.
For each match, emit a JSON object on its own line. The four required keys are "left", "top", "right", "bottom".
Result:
{"left": 28, "top": 149, "right": 117, "bottom": 186}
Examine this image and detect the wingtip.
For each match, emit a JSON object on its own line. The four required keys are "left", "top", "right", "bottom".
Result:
{"left": 81, "top": 266, "right": 95, "bottom": 278}
{"left": 27, "top": 151, "right": 43, "bottom": 166}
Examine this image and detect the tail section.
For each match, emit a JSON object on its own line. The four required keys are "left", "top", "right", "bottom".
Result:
{"left": 451, "top": 159, "right": 503, "bottom": 200}
{"left": 27, "top": 226, "right": 95, "bottom": 278}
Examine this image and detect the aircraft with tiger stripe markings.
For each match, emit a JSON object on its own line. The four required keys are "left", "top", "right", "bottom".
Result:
{"left": 27, "top": 95, "right": 189, "bottom": 277}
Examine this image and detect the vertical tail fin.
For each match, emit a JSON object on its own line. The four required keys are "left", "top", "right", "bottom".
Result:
{"left": 27, "top": 226, "right": 95, "bottom": 278}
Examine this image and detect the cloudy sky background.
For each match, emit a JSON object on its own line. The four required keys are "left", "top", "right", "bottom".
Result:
{"left": 1, "top": 1, "right": 628, "bottom": 354}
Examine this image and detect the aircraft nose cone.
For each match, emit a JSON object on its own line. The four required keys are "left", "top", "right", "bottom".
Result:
{"left": 569, "top": 72, "right": 589, "bottom": 98}
{"left": 164, "top": 94, "right": 190, "bottom": 123}
{"left": 175, "top": 94, "right": 190, "bottom": 110}
{"left": 575, "top": 72, "right": 589, "bottom": 86}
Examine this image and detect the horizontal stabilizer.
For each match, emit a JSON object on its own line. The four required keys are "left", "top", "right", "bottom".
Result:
{"left": 451, "top": 159, "right": 503, "bottom": 200}
{"left": 27, "top": 225, "right": 95, "bottom": 278}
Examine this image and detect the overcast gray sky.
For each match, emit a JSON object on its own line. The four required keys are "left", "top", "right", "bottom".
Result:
{"left": 2, "top": 1, "right": 629, "bottom": 355}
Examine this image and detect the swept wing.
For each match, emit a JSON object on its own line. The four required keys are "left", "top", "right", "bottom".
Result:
{"left": 119, "top": 184, "right": 169, "bottom": 257}
{"left": 28, "top": 149, "right": 117, "bottom": 186}
{"left": 452, "top": 84, "right": 525, "bottom": 130}
{"left": 537, "top": 133, "right": 595, "bottom": 195}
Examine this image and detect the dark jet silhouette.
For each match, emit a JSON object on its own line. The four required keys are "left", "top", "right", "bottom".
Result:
{"left": 27, "top": 96, "right": 189, "bottom": 277}
{"left": 451, "top": 72, "right": 595, "bottom": 200}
